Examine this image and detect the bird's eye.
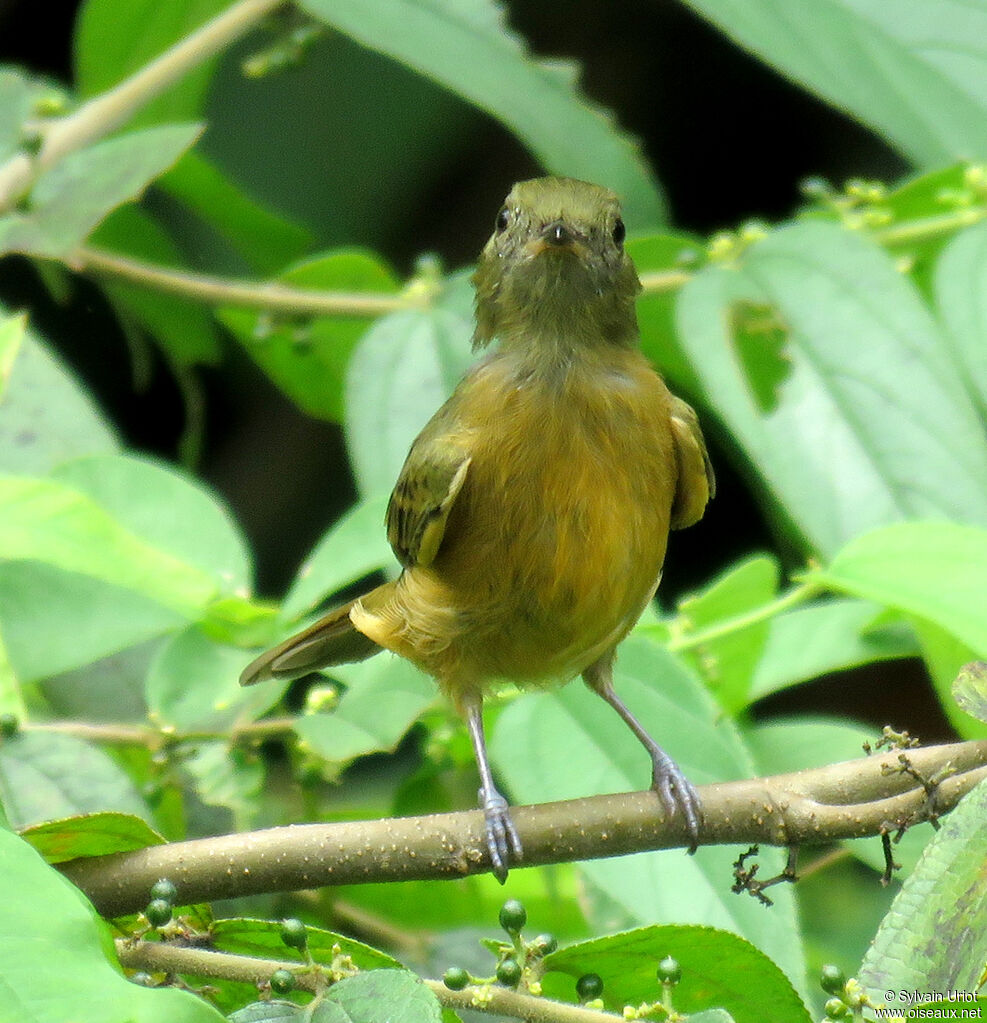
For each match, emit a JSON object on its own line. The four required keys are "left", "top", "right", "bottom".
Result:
{"left": 612, "top": 218, "right": 626, "bottom": 246}
{"left": 495, "top": 207, "right": 510, "bottom": 233}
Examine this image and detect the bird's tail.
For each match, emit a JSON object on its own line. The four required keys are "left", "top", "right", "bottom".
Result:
{"left": 240, "top": 595, "right": 381, "bottom": 686}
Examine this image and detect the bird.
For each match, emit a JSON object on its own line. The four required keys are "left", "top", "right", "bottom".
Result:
{"left": 241, "top": 177, "right": 715, "bottom": 882}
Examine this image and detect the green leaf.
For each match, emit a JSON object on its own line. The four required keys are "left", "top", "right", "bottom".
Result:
{"left": 626, "top": 232, "right": 704, "bottom": 397}
{"left": 542, "top": 925, "right": 811, "bottom": 1023}
{"left": 300, "top": 0, "right": 664, "bottom": 229}
{"left": 281, "top": 494, "right": 392, "bottom": 621}
{"left": 325, "top": 970, "right": 441, "bottom": 1023}
{"left": 910, "top": 619, "right": 987, "bottom": 740}
{"left": 344, "top": 299, "right": 475, "bottom": 496}
{"left": 0, "top": 68, "right": 39, "bottom": 163}
{"left": 747, "top": 598, "right": 918, "bottom": 703}
{"left": 677, "top": 223, "right": 987, "bottom": 555}
{"left": 0, "top": 561, "right": 182, "bottom": 683}
{"left": 859, "top": 777, "right": 987, "bottom": 996}
{"left": 0, "top": 475, "right": 218, "bottom": 618}
{"left": 933, "top": 220, "right": 987, "bottom": 419}
{"left": 0, "top": 322, "right": 118, "bottom": 475}
{"left": 229, "top": 1004, "right": 305, "bottom": 1023}
{"left": 145, "top": 626, "right": 279, "bottom": 732}
{"left": 0, "top": 829, "right": 224, "bottom": 1021}
{"left": 0, "top": 123, "right": 203, "bottom": 257}
{"left": 953, "top": 661, "right": 987, "bottom": 725}
{"left": 294, "top": 656, "right": 435, "bottom": 772}
{"left": 219, "top": 249, "right": 399, "bottom": 422}
{"left": 74, "top": 0, "right": 229, "bottom": 125}
{"left": 673, "top": 554, "right": 779, "bottom": 712}
{"left": 0, "top": 730, "right": 150, "bottom": 829}
{"left": 20, "top": 811, "right": 165, "bottom": 864}
{"left": 89, "top": 204, "right": 220, "bottom": 366}
{"left": 158, "top": 151, "right": 312, "bottom": 276}
{"left": 678, "top": 0, "right": 987, "bottom": 167}
{"left": 812, "top": 521, "right": 987, "bottom": 656}
{"left": 491, "top": 635, "right": 806, "bottom": 996}
{"left": 182, "top": 742, "right": 263, "bottom": 828}
{"left": 212, "top": 917, "right": 402, "bottom": 970}
{"left": 51, "top": 453, "right": 252, "bottom": 594}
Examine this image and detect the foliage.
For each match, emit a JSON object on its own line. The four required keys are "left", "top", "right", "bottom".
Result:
{"left": 2, "top": 1, "right": 987, "bottom": 1021}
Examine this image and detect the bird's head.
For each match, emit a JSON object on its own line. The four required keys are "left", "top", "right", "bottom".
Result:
{"left": 471, "top": 177, "right": 642, "bottom": 351}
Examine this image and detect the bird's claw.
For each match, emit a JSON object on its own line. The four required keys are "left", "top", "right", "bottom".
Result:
{"left": 651, "top": 754, "right": 702, "bottom": 853}
{"left": 480, "top": 788, "right": 523, "bottom": 883}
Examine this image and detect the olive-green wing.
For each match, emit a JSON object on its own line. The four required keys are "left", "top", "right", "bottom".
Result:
{"left": 386, "top": 438, "right": 471, "bottom": 568}
{"left": 669, "top": 395, "right": 715, "bottom": 530}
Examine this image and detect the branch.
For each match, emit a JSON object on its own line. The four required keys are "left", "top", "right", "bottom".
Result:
{"left": 61, "top": 740, "right": 987, "bottom": 918}
{"left": 0, "top": 0, "right": 286, "bottom": 211}
{"left": 116, "top": 940, "right": 623, "bottom": 1022}
{"left": 70, "top": 246, "right": 412, "bottom": 317}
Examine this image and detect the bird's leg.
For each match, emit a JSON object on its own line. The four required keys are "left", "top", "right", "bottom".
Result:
{"left": 462, "top": 692, "right": 523, "bottom": 883}
{"left": 582, "top": 653, "right": 702, "bottom": 852}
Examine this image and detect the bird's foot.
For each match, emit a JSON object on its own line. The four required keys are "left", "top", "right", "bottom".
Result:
{"left": 650, "top": 752, "right": 702, "bottom": 853}
{"left": 480, "top": 788, "right": 523, "bottom": 883}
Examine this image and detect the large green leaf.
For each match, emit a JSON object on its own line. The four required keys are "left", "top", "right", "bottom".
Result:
{"left": 0, "top": 123, "right": 202, "bottom": 257}
{"left": 0, "top": 730, "right": 150, "bottom": 829}
{"left": 74, "top": 0, "right": 229, "bottom": 125}
{"left": 0, "top": 828, "right": 223, "bottom": 1022}
{"left": 299, "top": 0, "right": 664, "bottom": 228}
{"left": 0, "top": 320, "right": 118, "bottom": 476}
{"left": 219, "top": 249, "right": 400, "bottom": 422}
{"left": 344, "top": 273, "right": 475, "bottom": 496}
{"left": 812, "top": 521, "right": 987, "bottom": 656}
{"left": 859, "top": 777, "right": 987, "bottom": 997}
{"left": 543, "top": 925, "right": 811, "bottom": 1023}
{"left": 20, "top": 811, "right": 165, "bottom": 864}
{"left": 677, "top": 222, "right": 987, "bottom": 555}
{"left": 294, "top": 655, "right": 435, "bottom": 773}
{"left": 490, "top": 635, "right": 806, "bottom": 996}
{"left": 934, "top": 220, "right": 987, "bottom": 419}
{"left": 281, "top": 493, "right": 392, "bottom": 621}
{"left": 0, "top": 475, "right": 218, "bottom": 618}
{"left": 679, "top": 0, "right": 987, "bottom": 167}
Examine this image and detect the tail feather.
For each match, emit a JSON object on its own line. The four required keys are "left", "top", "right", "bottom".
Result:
{"left": 240, "top": 598, "right": 380, "bottom": 686}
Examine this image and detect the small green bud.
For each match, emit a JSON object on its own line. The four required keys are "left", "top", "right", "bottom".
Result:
{"left": 498, "top": 899, "right": 526, "bottom": 935}
{"left": 443, "top": 967, "right": 470, "bottom": 991}
{"left": 824, "top": 997, "right": 849, "bottom": 1019}
{"left": 820, "top": 964, "right": 846, "bottom": 995}
{"left": 280, "top": 918, "right": 308, "bottom": 951}
{"left": 576, "top": 973, "right": 603, "bottom": 1001}
{"left": 269, "top": 969, "right": 294, "bottom": 995}
{"left": 145, "top": 899, "right": 172, "bottom": 928}
{"left": 532, "top": 933, "right": 557, "bottom": 956}
{"left": 496, "top": 957, "right": 522, "bottom": 987}
{"left": 149, "top": 878, "right": 178, "bottom": 905}
{"left": 657, "top": 955, "right": 681, "bottom": 985}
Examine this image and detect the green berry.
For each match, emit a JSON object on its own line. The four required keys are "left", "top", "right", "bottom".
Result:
{"left": 280, "top": 918, "right": 308, "bottom": 950}
{"left": 820, "top": 964, "right": 846, "bottom": 995}
{"left": 657, "top": 955, "right": 681, "bottom": 985}
{"left": 576, "top": 973, "right": 603, "bottom": 1001}
{"left": 443, "top": 967, "right": 470, "bottom": 991}
{"left": 149, "top": 878, "right": 178, "bottom": 905}
{"left": 498, "top": 899, "right": 526, "bottom": 935}
{"left": 145, "top": 899, "right": 172, "bottom": 928}
{"left": 532, "top": 933, "right": 557, "bottom": 956}
{"left": 0, "top": 714, "right": 18, "bottom": 738}
{"left": 496, "top": 957, "right": 522, "bottom": 988}
{"left": 270, "top": 969, "right": 294, "bottom": 995}
{"left": 824, "top": 997, "right": 849, "bottom": 1019}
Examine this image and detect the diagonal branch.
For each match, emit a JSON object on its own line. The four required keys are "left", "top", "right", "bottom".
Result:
{"left": 60, "top": 740, "right": 987, "bottom": 918}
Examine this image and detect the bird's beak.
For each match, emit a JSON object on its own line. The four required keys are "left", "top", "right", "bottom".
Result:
{"left": 525, "top": 220, "right": 585, "bottom": 257}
